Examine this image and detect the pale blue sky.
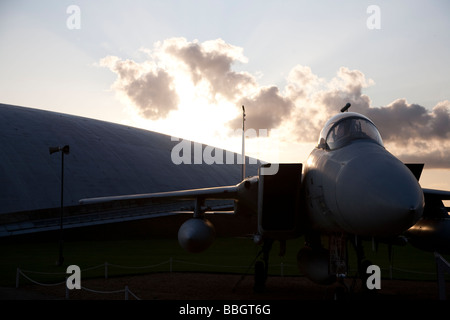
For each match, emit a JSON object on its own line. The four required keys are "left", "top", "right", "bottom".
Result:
{"left": 1, "top": 0, "right": 449, "bottom": 189}
{"left": 1, "top": 1, "right": 449, "bottom": 111}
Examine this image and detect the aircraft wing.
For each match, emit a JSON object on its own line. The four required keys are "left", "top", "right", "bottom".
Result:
{"left": 421, "top": 188, "right": 450, "bottom": 217}
{"left": 1, "top": 179, "right": 258, "bottom": 237}
{"left": 405, "top": 188, "right": 450, "bottom": 254}
{"left": 404, "top": 163, "right": 450, "bottom": 213}
{"left": 79, "top": 185, "right": 239, "bottom": 205}
{"left": 79, "top": 177, "right": 260, "bottom": 253}
{"left": 78, "top": 185, "right": 240, "bottom": 218}
{"left": 1, "top": 173, "right": 261, "bottom": 238}
{"left": 79, "top": 176, "right": 259, "bottom": 217}
{"left": 422, "top": 188, "right": 450, "bottom": 201}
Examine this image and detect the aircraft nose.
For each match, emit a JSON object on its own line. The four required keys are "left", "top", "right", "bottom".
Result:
{"left": 335, "top": 151, "right": 424, "bottom": 236}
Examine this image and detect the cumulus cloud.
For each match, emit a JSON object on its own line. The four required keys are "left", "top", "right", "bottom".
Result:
{"left": 227, "top": 86, "right": 294, "bottom": 130}
{"left": 283, "top": 66, "right": 450, "bottom": 168}
{"left": 99, "top": 55, "right": 179, "bottom": 119}
{"left": 284, "top": 65, "right": 375, "bottom": 142}
{"left": 100, "top": 37, "right": 450, "bottom": 168}
{"left": 100, "top": 38, "right": 257, "bottom": 119}
{"left": 161, "top": 38, "right": 256, "bottom": 102}
{"left": 364, "top": 99, "right": 450, "bottom": 142}
{"left": 369, "top": 100, "right": 450, "bottom": 169}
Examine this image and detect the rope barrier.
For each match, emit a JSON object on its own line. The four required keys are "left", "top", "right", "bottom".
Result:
{"left": 17, "top": 269, "right": 65, "bottom": 287}
{"left": 15, "top": 257, "right": 442, "bottom": 299}
{"left": 16, "top": 267, "right": 141, "bottom": 300}
{"left": 78, "top": 285, "right": 140, "bottom": 300}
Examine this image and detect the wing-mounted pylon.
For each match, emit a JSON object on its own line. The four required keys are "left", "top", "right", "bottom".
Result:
{"left": 79, "top": 163, "right": 304, "bottom": 252}
{"left": 80, "top": 176, "right": 259, "bottom": 253}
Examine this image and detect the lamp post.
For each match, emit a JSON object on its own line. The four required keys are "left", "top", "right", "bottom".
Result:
{"left": 49, "top": 145, "right": 70, "bottom": 266}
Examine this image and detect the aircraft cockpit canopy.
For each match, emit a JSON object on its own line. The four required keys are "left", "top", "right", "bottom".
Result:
{"left": 318, "top": 112, "right": 384, "bottom": 150}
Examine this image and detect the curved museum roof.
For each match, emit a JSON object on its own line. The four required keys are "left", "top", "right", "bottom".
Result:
{"left": 0, "top": 104, "right": 257, "bottom": 216}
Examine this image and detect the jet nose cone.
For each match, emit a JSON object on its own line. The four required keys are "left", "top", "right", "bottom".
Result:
{"left": 335, "top": 152, "right": 424, "bottom": 236}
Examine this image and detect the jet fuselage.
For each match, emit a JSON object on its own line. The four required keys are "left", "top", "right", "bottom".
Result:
{"left": 302, "top": 112, "right": 424, "bottom": 236}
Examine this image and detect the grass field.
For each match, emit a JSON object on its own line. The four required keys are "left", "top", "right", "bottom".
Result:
{"left": 1, "top": 236, "right": 448, "bottom": 288}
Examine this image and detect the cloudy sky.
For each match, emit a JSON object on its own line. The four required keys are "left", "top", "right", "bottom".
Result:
{"left": 1, "top": 0, "right": 449, "bottom": 190}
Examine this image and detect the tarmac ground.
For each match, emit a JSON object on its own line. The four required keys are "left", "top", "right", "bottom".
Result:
{"left": 2, "top": 272, "right": 448, "bottom": 300}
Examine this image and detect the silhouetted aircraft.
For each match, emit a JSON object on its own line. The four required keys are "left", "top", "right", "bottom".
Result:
{"left": 80, "top": 103, "right": 450, "bottom": 293}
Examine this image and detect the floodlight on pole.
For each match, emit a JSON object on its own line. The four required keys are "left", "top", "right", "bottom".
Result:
{"left": 49, "top": 145, "right": 70, "bottom": 266}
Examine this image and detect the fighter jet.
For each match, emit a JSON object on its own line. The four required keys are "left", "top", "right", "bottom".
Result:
{"left": 80, "top": 103, "right": 450, "bottom": 292}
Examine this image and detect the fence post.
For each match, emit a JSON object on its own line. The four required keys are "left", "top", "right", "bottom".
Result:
{"left": 435, "top": 252, "right": 450, "bottom": 300}
{"left": 125, "top": 286, "right": 129, "bottom": 300}
{"left": 170, "top": 257, "right": 173, "bottom": 273}
{"left": 16, "top": 268, "right": 20, "bottom": 288}
{"left": 105, "top": 262, "right": 108, "bottom": 279}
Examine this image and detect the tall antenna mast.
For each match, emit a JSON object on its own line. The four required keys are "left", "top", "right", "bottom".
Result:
{"left": 241, "top": 105, "right": 246, "bottom": 180}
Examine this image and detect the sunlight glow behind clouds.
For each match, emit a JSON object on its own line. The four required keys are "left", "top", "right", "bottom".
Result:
{"left": 99, "top": 37, "right": 450, "bottom": 169}
{"left": 0, "top": 1, "right": 448, "bottom": 190}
